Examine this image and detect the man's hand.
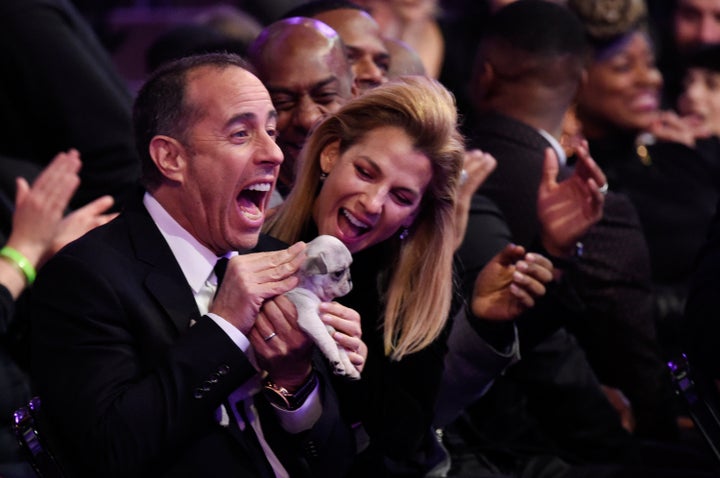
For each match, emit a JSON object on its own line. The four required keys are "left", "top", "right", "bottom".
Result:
{"left": 250, "top": 295, "right": 314, "bottom": 391}
{"left": 210, "top": 242, "right": 306, "bottom": 335}
{"left": 537, "top": 143, "right": 605, "bottom": 257}
{"left": 471, "top": 244, "right": 553, "bottom": 321}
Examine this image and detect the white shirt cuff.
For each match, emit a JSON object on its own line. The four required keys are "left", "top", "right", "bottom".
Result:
{"left": 271, "top": 382, "right": 322, "bottom": 434}
{"left": 206, "top": 312, "right": 251, "bottom": 353}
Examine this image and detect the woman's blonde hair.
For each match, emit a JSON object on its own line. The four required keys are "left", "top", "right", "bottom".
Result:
{"left": 264, "top": 76, "right": 464, "bottom": 360}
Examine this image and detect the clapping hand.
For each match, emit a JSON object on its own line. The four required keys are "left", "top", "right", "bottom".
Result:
{"left": 454, "top": 149, "right": 497, "bottom": 250}
{"left": 537, "top": 142, "right": 605, "bottom": 258}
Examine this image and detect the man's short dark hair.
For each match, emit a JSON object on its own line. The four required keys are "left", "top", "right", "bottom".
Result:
{"left": 133, "top": 53, "right": 251, "bottom": 190}
{"left": 483, "top": 0, "right": 588, "bottom": 59}
{"left": 281, "top": 0, "right": 367, "bottom": 20}
{"left": 476, "top": 0, "right": 589, "bottom": 86}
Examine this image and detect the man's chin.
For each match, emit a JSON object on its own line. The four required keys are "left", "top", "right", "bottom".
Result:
{"left": 232, "top": 232, "right": 261, "bottom": 253}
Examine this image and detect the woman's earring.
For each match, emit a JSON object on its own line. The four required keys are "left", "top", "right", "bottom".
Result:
{"left": 320, "top": 171, "right": 328, "bottom": 182}
{"left": 399, "top": 228, "right": 410, "bottom": 240}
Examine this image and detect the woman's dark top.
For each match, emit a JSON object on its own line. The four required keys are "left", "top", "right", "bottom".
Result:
{"left": 300, "top": 226, "right": 450, "bottom": 477}
{"left": 584, "top": 134, "right": 720, "bottom": 321}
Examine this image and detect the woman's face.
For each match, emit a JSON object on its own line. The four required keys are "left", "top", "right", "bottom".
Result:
{"left": 576, "top": 32, "right": 663, "bottom": 137}
{"left": 678, "top": 67, "right": 720, "bottom": 137}
{"left": 313, "top": 125, "right": 433, "bottom": 254}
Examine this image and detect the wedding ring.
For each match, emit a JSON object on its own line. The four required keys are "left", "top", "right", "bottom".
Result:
{"left": 460, "top": 169, "right": 468, "bottom": 185}
{"left": 264, "top": 332, "right": 277, "bottom": 342}
{"left": 598, "top": 182, "right": 609, "bottom": 195}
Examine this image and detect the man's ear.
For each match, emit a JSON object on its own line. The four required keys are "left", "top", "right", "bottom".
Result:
{"left": 149, "top": 135, "right": 186, "bottom": 183}
{"left": 477, "top": 60, "right": 494, "bottom": 97}
{"left": 320, "top": 140, "right": 341, "bottom": 174}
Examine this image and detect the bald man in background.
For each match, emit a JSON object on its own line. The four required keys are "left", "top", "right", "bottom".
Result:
{"left": 283, "top": 1, "right": 390, "bottom": 93}
{"left": 247, "top": 16, "right": 356, "bottom": 200}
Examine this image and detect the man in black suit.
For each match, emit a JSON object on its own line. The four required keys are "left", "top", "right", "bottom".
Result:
{"left": 453, "top": 0, "right": 683, "bottom": 467}
{"left": 27, "top": 53, "right": 359, "bottom": 477}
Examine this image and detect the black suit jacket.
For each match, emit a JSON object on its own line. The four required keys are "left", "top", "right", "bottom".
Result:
{"left": 28, "top": 192, "right": 353, "bottom": 478}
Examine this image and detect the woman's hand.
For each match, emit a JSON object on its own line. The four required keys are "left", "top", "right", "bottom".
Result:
{"left": 320, "top": 301, "right": 367, "bottom": 373}
{"left": 649, "top": 110, "right": 698, "bottom": 148}
{"left": 44, "top": 195, "right": 116, "bottom": 266}
{"left": 454, "top": 149, "right": 497, "bottom": 250}
{"left": 6, "top": 149, "right": 82, "bottom": 268}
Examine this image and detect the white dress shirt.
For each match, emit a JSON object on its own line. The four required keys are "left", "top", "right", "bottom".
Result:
{"left": 538, "top": 128, "right": 567, "bottom": 167}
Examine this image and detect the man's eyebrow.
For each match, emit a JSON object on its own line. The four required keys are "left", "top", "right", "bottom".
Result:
{"left": 224, "top": 110, "right": 277, "bottom": 128}
{"left": 225, "top": 112, "right": 256, "bottom": 128}
{"left": 346, "top": 45, "right": 362, "bottom": 57}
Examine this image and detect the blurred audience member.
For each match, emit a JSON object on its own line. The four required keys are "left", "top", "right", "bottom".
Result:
{"left": 145, "top": 24, "right": 248, "bottom": 74}
{"left": 469, "top": 0, "right": 682, "bottom": 455}
{"left": 677, "top": 43, "right": 720, "bottom": 139}
{"left": 385, "top": 37, "right": 427, "bottom": 78}
{"left": 0, "top": 0, "right": 140, "bottom": 211}
{"left": 0, "top": 150, "right": 114, "bottom": 478}
{"left": 656, "top": 0, "right": 720, "bottom": 109}
{"left": 570, "top": 0, "right": 720, "bottom": 354}
{"left": 356, "top": 0, "right": 444, "bottom": 78}
{"left": 673, "top": 0, "right": 720, "bottom": 53}
{"left": 283, "top": 1, "right": 390, "bottom": 93}
{"left": 195, "top": 5, "right": 263, "bottom": 47}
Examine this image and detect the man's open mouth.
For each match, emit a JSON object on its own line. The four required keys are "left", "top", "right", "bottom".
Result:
{"left": 237, "top": 182, "right": 271, "bottom": 221}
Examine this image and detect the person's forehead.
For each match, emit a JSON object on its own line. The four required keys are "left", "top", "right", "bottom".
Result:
{"left": 688, "top": 66, "right": 720, "bottom": 78}
{"left": 678, "top": 0, "right": 720, "bottom": 14}
{"left": 265, "top": 35, "right": 346, "bottom": 78}
{"left": 263, "top": 44, "right": 352, "bottom": 93}
{"left": 314, "top": 9, "right": 387, "bottom": 53}
{"left": 185, "top": 66, "right": 275, "bottom": 120}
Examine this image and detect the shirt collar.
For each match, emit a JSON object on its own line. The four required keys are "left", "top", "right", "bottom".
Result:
{"left": 144, "top": 192, "right": 227, "bottom": 294}
{"left": 538, "top": 129, "right": 567, "bottom": 167}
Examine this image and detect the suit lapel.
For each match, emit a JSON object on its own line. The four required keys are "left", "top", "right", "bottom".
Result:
{"left": 124, "top": 194, "right": 200, "bottom": 333}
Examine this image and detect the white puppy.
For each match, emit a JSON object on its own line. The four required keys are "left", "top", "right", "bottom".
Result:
{"left": 285, "top": 235, "right": 360, "bottom": 379}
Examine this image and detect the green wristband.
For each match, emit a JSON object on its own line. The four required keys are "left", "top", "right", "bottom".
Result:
{"left": 0, "top": 247, "right": 36, "bottom": 285}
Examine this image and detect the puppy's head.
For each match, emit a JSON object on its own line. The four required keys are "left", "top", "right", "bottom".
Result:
{"left": 299, "top": 235, "right": 353, "bottom": 301}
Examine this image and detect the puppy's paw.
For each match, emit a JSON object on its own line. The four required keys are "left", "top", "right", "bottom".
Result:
{"left": 331, "top": 361, "right": 346, "bottom": 375}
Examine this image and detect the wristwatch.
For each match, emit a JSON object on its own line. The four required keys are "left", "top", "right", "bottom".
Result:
{"left": 263, "top": 372, "right": 318, "bottom": 410}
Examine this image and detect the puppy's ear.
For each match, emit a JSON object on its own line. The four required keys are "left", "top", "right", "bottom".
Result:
{"left": 304, "top": 252, "right": 329, "bottom": 275}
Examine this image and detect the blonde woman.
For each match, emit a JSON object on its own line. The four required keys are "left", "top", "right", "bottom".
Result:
{"left": 265, "top": 76, "right": 553, "bottom": 475}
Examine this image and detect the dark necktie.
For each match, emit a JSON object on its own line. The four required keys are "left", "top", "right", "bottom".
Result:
{"left": 214, "top": 257, "right": 229, "bottom": 293}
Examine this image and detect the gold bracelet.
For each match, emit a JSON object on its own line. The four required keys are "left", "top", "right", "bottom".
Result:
{"left": 0, "top": 247, "right": 36, "bottom": 285}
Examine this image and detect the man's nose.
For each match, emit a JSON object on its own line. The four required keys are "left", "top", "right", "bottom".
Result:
{"left": 293, "top": 98, "right": 324, "bottom": 133}
{"left": 354, "top": 56, "right": 385, "bottom": 87}
{"left": 255, "top": 131, "right": 283, "bottom": 165}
